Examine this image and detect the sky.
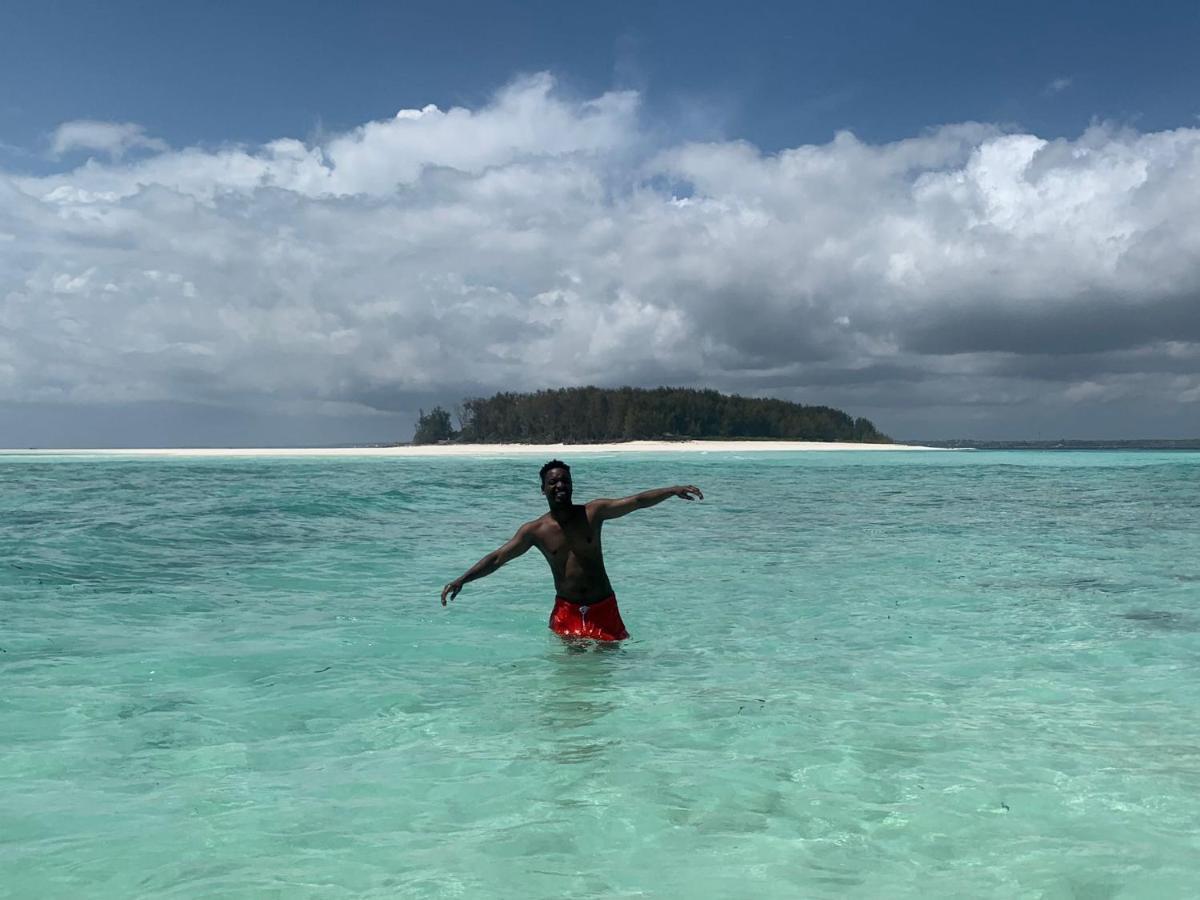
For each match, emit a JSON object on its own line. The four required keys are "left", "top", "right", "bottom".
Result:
{"left": 2, "top": 0, "right": 1199, "bottom": 445}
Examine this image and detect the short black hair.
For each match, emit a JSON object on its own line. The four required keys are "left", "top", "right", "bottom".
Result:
{"left": 539, "top": 459, "right": 570, "bottom": 485}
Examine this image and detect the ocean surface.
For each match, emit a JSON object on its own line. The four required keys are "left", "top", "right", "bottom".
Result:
{"left": 2, "top": 449, "right": 1198, "bottom": 899}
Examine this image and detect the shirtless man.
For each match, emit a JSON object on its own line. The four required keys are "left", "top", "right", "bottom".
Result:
{"left": 440, "top": 460, "right": 703, "bottom": 640}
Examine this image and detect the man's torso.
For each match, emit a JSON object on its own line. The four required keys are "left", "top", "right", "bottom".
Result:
{"left": 530, "top": 503, "right": 614, "bottom": 603}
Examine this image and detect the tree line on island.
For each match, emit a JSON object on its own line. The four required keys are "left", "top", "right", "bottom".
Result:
{"left": 412, "top": 387, "right": 890, "bottom": 445}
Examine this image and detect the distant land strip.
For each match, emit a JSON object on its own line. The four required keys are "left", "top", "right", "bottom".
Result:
{"left": 914, "top": 439, "right": 1200, "bottom": 450}
{"left": 412, "top": 386, "right": 890, "bottom": 445}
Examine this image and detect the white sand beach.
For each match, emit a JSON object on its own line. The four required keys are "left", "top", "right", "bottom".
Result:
{"left": 5, "top": 440, "right": 940, "bottom": 457}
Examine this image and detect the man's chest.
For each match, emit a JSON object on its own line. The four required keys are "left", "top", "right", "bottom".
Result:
{"left": 538, "top": 517, "right": 602, "bottom": 558}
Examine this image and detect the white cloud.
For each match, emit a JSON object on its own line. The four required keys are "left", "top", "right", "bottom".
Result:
{"left": 1044, "top": 76, "right": 1073, "bottom": 96}
{"left": 50, "top": 120, "right": 168, "bottom": 160}
{"left": 3, "top": 74, "right": 1200, "bottom": 440}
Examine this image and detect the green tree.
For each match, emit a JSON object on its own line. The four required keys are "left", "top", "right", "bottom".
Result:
{"left": 437, "top": 387, "right": 889, "bottom": 444}
{"left": 412, "top": 406, "right": 457, "bottom": 444}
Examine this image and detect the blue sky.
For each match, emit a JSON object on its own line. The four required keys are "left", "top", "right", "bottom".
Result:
{"left": 5, "top": 0, "right": 1199, "bottom": 160}
{"left": 2, "top": 1, "right": 1199, "bottom": 444}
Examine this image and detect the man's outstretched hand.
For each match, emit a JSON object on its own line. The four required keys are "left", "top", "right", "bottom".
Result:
{"left": 674, "top": 485, "right": 704, "bottom": 501}
{"left": 441, "top": 578, "right": 463, "bottom": 606}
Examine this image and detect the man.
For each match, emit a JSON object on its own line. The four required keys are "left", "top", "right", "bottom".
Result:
{"left": 441, "top": 459, "right": 703, "bottom": 641}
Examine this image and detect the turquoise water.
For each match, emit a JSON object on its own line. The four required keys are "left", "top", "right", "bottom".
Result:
{"left": 2, "top": 450, "right": 1199, "bottom": 898}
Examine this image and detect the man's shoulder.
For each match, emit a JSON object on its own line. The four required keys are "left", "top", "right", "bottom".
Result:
{"left": 522, "top": 505, "right": 585, "bottom": 534}
{"left": 522, "top": 513, "right": 554, "bottom": 534}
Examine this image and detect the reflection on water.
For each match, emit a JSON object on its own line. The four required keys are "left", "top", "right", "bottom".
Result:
{"left": 529, "top": 638, "right": 626, "bottom": 764}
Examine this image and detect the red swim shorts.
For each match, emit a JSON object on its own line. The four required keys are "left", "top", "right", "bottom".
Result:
{"left": 549, "top": 594, "right": 629, "bottom": 641}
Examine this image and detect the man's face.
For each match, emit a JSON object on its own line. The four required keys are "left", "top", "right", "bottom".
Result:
{"left": 542, "top": 468, "right": 572, "bottom": 506}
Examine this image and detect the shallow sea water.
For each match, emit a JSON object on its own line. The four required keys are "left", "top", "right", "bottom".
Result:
{"left": 2, "top": 450, "right": 1199, "bottom": 898}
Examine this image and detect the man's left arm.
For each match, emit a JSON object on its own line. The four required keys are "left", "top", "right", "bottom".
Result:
{"left": 589, "top": 485, "right": 703, "bottom": 521}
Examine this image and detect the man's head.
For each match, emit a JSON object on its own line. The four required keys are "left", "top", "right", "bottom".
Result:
{"left": 539, "top": 459, "right": 572, "bottom": 509}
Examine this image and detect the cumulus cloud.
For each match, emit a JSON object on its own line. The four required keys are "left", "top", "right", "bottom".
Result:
{"left": 3, "top": 73, "right": 1200, "bottom": 442}
{"left": 50, "top": 120, "right": 168, "bottom": 160}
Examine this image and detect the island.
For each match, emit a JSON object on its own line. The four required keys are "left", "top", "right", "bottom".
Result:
{"left": 412, "top": 386, "right": 890, "bottom": 445}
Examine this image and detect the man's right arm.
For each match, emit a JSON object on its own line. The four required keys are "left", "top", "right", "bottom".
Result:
{"left": 441, "top": 525, "right": 535, "bottom": 606}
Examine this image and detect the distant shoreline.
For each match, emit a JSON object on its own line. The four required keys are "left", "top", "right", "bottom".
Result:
{"left": 913, "top": 438, "right": 1200, "bottom": 451}
{"left": 0, "top": 440, "right": 940, "bottom": 458}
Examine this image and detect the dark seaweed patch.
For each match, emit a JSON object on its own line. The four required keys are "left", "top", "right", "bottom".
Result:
{"left": 1121, "top": 609, "right": 1195, "bottom": 631}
